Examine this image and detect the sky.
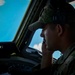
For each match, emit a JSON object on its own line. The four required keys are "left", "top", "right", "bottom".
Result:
{"left": 0, "top": 0, "right": 30, "bottom": 42}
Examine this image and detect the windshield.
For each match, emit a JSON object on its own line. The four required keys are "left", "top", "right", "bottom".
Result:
{"left": 0, "top": 0, "right": 30, "bottom": 42}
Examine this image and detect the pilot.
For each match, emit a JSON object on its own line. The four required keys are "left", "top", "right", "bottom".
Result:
{"left": 29, "top": 0, "right": 75, "bottom": 75}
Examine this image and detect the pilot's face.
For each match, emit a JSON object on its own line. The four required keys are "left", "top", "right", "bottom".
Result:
{"left": 40, "top": 24, "right": 59, "bottom": 51}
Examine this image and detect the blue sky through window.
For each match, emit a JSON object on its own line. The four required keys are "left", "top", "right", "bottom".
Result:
{"left": 0, "top": 0, "right": 30, "bottom": 42}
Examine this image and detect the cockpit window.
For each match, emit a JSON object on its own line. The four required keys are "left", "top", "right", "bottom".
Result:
{"left": 0, "top": 0, "right": 30, "bottom": 42}
{"left": 29, "top": 29, "right": 43, "bottom": 52}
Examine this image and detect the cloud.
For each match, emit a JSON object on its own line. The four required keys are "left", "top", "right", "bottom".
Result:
{"left": 33, "top": 43, "right": 42, "bottom": 52}
{"left": 0, "top": 0, "right": 5, "bottom": 6}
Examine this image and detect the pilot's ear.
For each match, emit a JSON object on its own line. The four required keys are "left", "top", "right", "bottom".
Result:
{"left": 56, "top": 24, "right": 63, "bottom": 36}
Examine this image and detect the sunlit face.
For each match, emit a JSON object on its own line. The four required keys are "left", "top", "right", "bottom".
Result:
{"left": 40, "top": 24, "right": 59, "bottom": 51}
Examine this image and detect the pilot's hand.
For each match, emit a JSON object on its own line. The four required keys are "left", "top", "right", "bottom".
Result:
{"left": 41, "top": 41, "right": 54, "bottom": 69}
{"left": 42, "top": 41, "right": 53, "bottom": 56}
